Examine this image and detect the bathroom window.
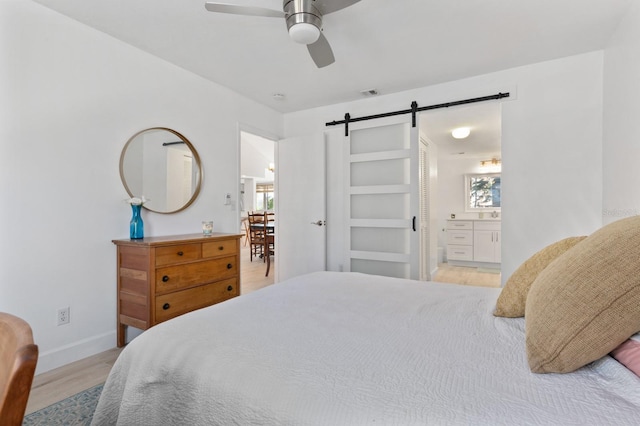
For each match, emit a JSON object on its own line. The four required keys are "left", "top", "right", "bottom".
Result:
{"left": 465, "top": 173, "right": 501, "bottom": 211}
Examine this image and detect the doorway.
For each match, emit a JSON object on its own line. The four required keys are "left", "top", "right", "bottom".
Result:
{"left": 239, "top": 129, "right": 276, "bottom": 294}
{"left": 419, "top": 102, "right": 502, "bottom": 287}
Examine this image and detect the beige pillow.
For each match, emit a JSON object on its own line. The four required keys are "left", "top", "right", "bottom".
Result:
{"left": 525, "top": 216, "right": 640, "bottom": 373}
{"left": 494, "top": 236, "right": 586, "bottom": 318}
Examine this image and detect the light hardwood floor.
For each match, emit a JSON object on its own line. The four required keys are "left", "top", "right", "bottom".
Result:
{"left": 25, "top": 254, "right": 496, "bottom": 414}
{"left": 432, "top": 263, "right": 501, "bottom": 288}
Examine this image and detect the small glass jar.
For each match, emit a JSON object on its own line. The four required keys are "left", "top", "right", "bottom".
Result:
{"left": 202, "top": 221, "right": 213, "bottom": 236}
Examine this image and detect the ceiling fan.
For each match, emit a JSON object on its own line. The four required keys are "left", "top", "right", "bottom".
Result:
{"left": 204, "top": 0, "right": 361, "bottom": 68}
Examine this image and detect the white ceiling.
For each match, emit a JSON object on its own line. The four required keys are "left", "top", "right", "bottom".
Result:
{"left": 32, "top": 0, "right": 631, "bottom": 114}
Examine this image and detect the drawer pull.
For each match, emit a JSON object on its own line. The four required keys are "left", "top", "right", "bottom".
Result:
{"left": 162, "top": 275, "right": 170, "bottom": 282}
{"left": 162, "top": 303, "right": 170, "bottom": 310}
{"left": 177, "top": 251, "right": 184, "bottom": 256}
{"left": 227, "top": 285, "right": 233, "bottom": 292}
{"left": 227, "top": 263, "right": 233, "bottom": 269}
{"left": 219, "top": 246, "right": 224, "bottom": 251}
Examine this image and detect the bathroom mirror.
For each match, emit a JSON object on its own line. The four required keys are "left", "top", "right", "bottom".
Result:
{"left": 465, "top": 173, "right": 501, "bottom": 211}
{"left": 120, "top": 127, "right": 202, "bottom": 214}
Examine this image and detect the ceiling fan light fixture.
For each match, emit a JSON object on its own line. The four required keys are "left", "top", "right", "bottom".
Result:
{"left": 289, "top": 22, "right": 320, "bottom": 44}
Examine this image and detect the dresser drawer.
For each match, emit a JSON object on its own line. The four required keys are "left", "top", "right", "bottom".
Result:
{"left": 447, "top": 245, "right": 473, "bottom": 261}
{"left": 447, "top": 230, "right": 473, "bottom": 245}
{"left": 155, "top": 256, "right": 238, "bottom": 294}
{"left": 155, "top": 243, "right": 201, "bottom": 266}
{"left": 202, "top": 239, "right": 238, "bottom": 258}
{"left": 154, "top": 278, "right": 239, "bottom": 323}
{"left": 447, "top": 220, "right": 473, "bottom": 230}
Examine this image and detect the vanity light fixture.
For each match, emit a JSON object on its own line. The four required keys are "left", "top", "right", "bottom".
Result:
{"left": 451, "top": 127, "right": 471, "bottom": 139}
{"left": 480, "top": 158, "right": 501, "bottom": 167}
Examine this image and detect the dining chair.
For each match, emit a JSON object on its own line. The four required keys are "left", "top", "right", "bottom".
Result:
{"left": 265, "top": 211, "right": 275, "bottom": 224}
{"left": 265, "top": 233, "right": 275, "bottom": 277}
{"left": 247, "top": 212, "right": 266, "bottom": 262}
{"left": 241, "top": 217, "right": 250, "bottom": 247}
{"left": 0, "top": 312, "right": 39, "bottom": 426}
{"left": 263, "top": 212, "right": 275, "bottom": 265}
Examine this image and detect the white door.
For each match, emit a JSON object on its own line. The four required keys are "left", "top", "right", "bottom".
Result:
{"left": 344, "top": 116, "right": 420, "bottom": 279}
{"left": 275, "top": 133, "right": 326, "bottom": 281}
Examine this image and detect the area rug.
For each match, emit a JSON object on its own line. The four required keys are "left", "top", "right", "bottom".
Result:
{"left": 23, "top": 383, "right": 103, "bottom": 426}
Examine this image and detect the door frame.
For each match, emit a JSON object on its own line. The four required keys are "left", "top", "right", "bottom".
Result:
{"left": 237, "top": 123, "right": 280, "bottom": 275}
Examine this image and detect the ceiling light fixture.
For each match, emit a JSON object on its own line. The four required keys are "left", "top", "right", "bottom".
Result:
{"left": 289, "top": 22, "right": 320, "bottom": 44}
{"left": 285, "top": 1, "right": 322, "bottom": 44}
{"left": 451, "top": 127, "right": 471, "bottom": 139}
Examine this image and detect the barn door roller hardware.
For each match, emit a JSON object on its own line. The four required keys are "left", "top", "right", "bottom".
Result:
{"left": 326, "top": 92, "right": 510, "bottom": 136}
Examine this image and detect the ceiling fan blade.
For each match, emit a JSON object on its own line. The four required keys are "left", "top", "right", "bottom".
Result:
{"left": 204, "top": 2, "right": 284, "bottom": 18}
{"left": 314, "top": 0, "right": 361, "bottom": 15}
{"left": 307, "top": 32, "right": 335, "bottom": 68}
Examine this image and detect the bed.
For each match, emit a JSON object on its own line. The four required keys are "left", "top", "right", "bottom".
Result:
{"left": 91, "top": 270, "right": 640, "bottom": 425}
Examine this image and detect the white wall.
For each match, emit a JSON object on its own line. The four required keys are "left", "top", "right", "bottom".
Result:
{"left": 285, "top": 51, "right": 604, "bottom": 284}
{"left": 603, "top": 0, "right": 640, "bottom": 223}
{"left": 241, "top": 138, "right": 272, "bottom": 179}
{"left": 0, "top": 1, "right": 282, "bottom": 373}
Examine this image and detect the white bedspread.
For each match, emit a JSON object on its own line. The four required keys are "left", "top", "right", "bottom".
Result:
{"left": 92, "top": 271, "right": 640, "bottom": 425}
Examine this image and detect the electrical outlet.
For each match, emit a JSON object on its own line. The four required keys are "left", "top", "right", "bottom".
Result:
{"left": 57, "top": 307, "right": 70, "bottom": 326}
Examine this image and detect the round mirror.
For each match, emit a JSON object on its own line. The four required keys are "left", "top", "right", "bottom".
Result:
{"left": 120, "top": 127, "right": 202, "bottom": 214}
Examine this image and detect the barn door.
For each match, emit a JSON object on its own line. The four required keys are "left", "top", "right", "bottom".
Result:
{"left": 344, "top": 116, "right": 419, "bottom": 279}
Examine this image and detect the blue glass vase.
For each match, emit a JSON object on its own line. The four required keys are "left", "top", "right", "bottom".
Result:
{"left": 130, "top": 204, "right": 144, "bottom": 239}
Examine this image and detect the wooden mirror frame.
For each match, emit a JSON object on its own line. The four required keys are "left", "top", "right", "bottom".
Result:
{"left": 119, "top": 127, "right": 203, "bottom": 214}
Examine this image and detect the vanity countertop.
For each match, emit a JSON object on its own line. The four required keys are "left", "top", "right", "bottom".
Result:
{"left": 448, "top": 217, "right": 501, "bottom": 221}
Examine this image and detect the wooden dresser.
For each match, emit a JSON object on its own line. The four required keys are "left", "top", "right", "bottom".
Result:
{"left": 112, "top": 233, "right": 243, "bottom": 347}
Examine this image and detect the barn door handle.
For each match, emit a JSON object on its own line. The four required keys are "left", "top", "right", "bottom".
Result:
{"left": 412, "top": 216, "right": 416, "bottom": 232}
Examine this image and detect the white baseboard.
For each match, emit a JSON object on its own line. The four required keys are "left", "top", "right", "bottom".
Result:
{"left": 35, "top": 331, "right": 116, "bottom": 375}
{"left": 447, "top": 260, "right": 501, "bottom": 270}
{"left": 430, "top": 265, "right": 439, "bottom": 279}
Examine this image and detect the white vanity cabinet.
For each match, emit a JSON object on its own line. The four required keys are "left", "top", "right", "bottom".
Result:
{"left": 446, "top": 220, "right": 501, "bottom": 265}
{"left": 446, "top": 221, "right": 474, "bottom": 261}
{"left": 473, "top": 221, "right": 501, "bottom": 263}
